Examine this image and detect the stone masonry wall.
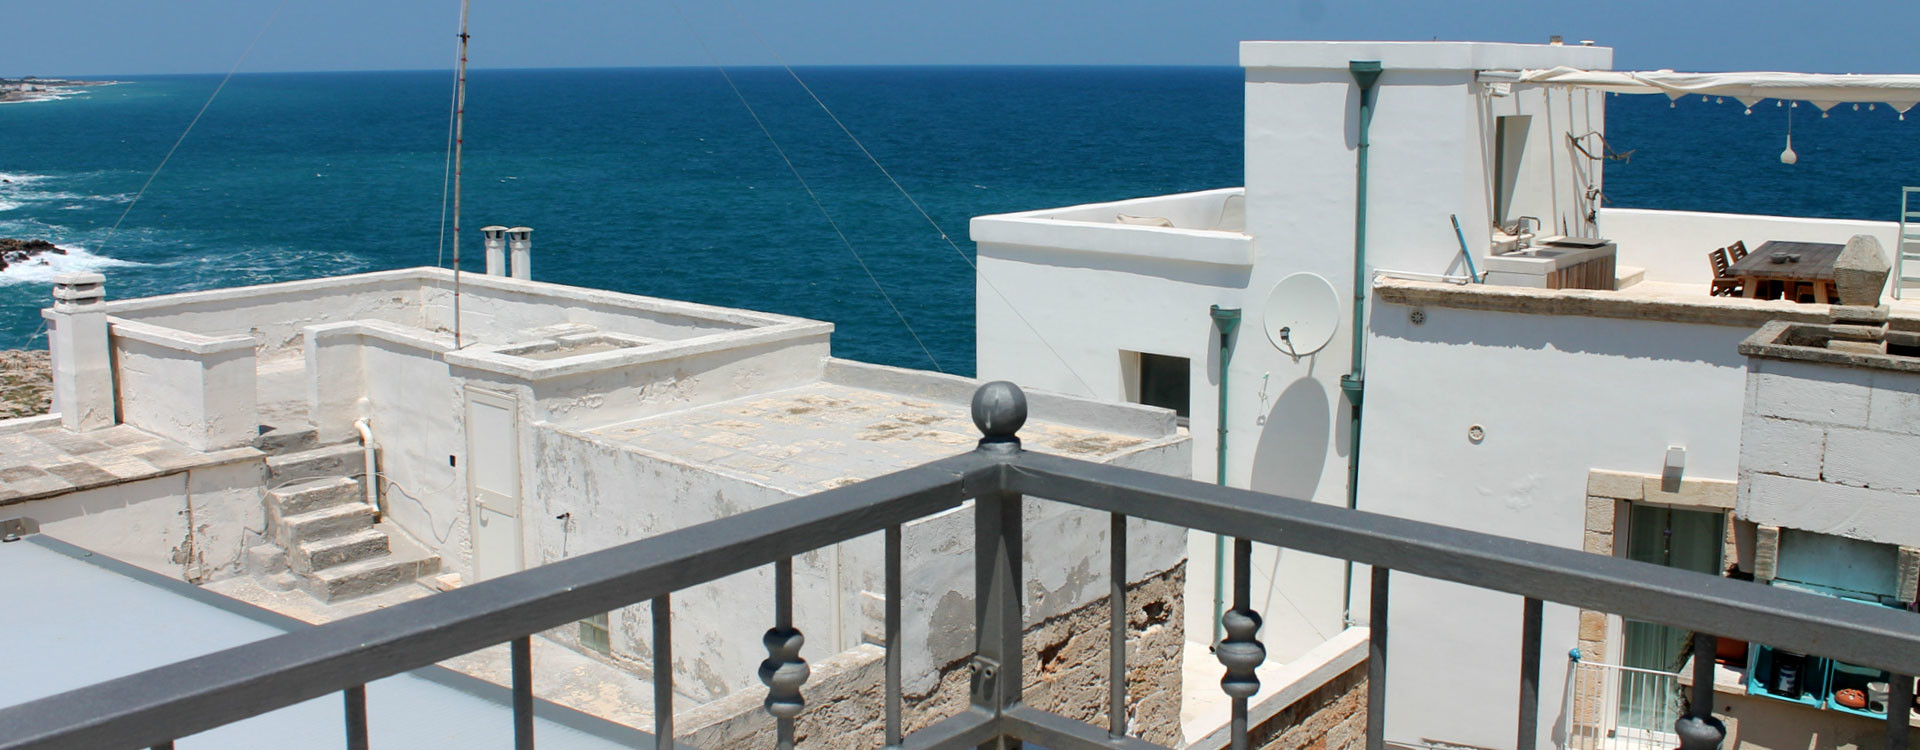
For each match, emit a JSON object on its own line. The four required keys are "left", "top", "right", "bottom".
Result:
{"left": 678, "top": 562, "right": 1184, "bottom": 748}
{"left": 0, "top": 349, "right": 51, "bottom": 419}
{"left": 1249, "top": 661, "right": 1367, "bottom": 750}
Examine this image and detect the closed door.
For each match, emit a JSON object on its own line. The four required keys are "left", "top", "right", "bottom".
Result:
{"left": 465, "top": 387, "right": 523, "bottom": 581}
{"left": 1618, "top": 504, "right": 1724, "bottom": 732}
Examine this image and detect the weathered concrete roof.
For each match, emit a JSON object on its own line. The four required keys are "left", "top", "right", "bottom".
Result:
{"left": 588, "top": 382, "right": 1159, "bottom": 495}
{"left": 0, "top": 425, "right": 260, "bottom": 505}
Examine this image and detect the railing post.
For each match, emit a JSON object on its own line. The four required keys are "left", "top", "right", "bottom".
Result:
{"left": 654, "top": 595, "right": 675, "bottom": 749}
{"left": 760, "top": 558, "right": 808, "bottom": 750}
{"left": 1891, "top": 674, "right": 1913, "bottom": 750}
{"left": 344, "top": 684, "right": 369, "bottom": 750}
{"left": 971, "top": 382, "right": 1027, "bottom": 749}
{"left": 885, "top": 524, "right": 904, "bottom": 748}
{"left": 1516, "top": 597, "right": 1542, "bottom": 750}
{"left": 1109, "top": 511, "right": 1128, "bottom": 740}
{"left": 1675, "top": 633, "right": 1725, "bottom": 750}
{"left": 1217, "top": 538, "right": 1266, "bottom": 750}
{"left": 1367, "top": 567, "right": 1389, "bottom": 750}
{"left": 508, "top": 637, "right": 534, "bottom": 749}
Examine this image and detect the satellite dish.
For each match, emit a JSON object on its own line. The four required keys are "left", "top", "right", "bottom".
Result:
{"left": 1262, "top": 272, "right": 1340, "bottom": 356}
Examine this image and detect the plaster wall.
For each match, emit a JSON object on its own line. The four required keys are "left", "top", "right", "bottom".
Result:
{"left": 98, "top": 273, "right": 424, "bottom": 363}
{"left": 358, "top": 335, "right": 468, "bottom": 572}
{"left": 110, "top": 327, "right": 258, "bottom": 451}
{"left": 418, "top": 279, "right": 759, "bottom": 345}
{"left": 975, "top": 41, "right": 1610, "bottom": 667}
{"left": 1362, "top": 299, "right": 1752, "bottom": 748}
{"left": 23, "top": 459, "right": 265, "bottom": 583}
{"left": 1602, "top": 208, "right": 1901, "bottom": 287}
{"left": 524, "top": 413, "right": 1188, "bottom": 704}
{"left": 511, "top": 334, "right": 830, "bottom": 430}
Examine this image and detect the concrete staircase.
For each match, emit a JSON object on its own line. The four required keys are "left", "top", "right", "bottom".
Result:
{"left": 254, "top": 440, "right": 441, "bottom": 602}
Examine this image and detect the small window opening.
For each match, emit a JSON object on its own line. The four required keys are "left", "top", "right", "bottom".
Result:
{"left": 1134, "top": 352, "right": 1191, "bottom": 426}
{"left": 580, "top": 612, "right": 612, "bottom": 655}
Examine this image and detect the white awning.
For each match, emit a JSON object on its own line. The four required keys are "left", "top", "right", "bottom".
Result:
{"left": 1512, "top": 67, "right": 1920, "bottom": 113}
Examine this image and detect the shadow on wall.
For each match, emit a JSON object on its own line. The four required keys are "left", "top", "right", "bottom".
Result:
{"left": 1250, "top": 376, "right": 1331, "bottom": 501}
{"left": 1370, "top": 301, "right": 1751, "bottom": 368}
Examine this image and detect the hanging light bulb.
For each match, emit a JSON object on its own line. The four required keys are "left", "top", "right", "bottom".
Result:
{"left": 1854, "top": 103, "right": 1861, "bottom": 111}
{"left": 1716, "top": 97, "right": 1724, "bottom": 104}
{"left": 1781, "top": 106, "right": 1798, "bottom": 164}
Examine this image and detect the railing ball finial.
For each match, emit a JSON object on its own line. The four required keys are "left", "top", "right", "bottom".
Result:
{"left": 759, "top": 627, "right": 809, "bottom": 720}
{"left": 1673, "top": 714, "right": 1726, "bottom": 750}
{"left": 971, "top": 381, "right": 1027, "bottom": 451}
{"left": 1216, "top": 608, "right": 1265, "bottom": 699}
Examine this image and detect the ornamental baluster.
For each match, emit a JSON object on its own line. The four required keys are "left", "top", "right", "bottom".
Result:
{"left": 760, "top": 557, "right": 809, "bottom": 749}
{"left": 1216, "top": 537, "right": 1265, "bottom": 750}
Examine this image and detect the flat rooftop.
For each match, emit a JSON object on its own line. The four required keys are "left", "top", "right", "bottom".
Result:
{"left": 0, "top": 536, "right": 652, "bottom": 749}
{"left": 588, "top": 381, "right": 1160, "bottom": 495}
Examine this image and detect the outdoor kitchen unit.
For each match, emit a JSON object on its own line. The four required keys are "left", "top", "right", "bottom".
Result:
{"left": 1482, "top": 236, "right": 1619, "bottom": 290}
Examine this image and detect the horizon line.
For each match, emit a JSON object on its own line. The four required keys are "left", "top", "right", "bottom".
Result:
{"left": 6, "top": 62, "right": 1245, "bottom": 80}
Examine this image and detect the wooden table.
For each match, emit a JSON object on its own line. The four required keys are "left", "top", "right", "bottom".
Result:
{"left": 1730, "top": 240, "right": 1844, "bottom": 303}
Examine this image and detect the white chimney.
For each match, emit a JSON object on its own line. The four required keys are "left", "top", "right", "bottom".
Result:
{"left": 507, "top": 227, "right": 532, "bottom": 280}
{"left": 481, "top": 226, "right": 508, "bottom": 276}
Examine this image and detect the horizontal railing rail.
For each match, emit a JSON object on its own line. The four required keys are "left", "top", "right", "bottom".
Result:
{"left": 1, "top": 381, "right": 1916, "bottom": 750}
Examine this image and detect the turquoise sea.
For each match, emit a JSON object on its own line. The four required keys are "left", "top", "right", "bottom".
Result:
{"left": 2, "top": 67, "right": 1916, "bottom": 373}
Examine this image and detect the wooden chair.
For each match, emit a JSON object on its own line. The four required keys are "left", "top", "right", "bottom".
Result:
{"left": 1709, "top": 247, "right": 1742, "bottom": 296}
{"left": 1728, "top": 240, "right": 1748, "bottom": 263}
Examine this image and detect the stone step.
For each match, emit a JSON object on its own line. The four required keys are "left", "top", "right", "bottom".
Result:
{"left": 267, "top": 443, "right": 365, "bottom": 486}
{"left": 295, "top": 527, "right": 390, "bottom": 574}
{"left": 275, "top": 502, "right": 375, "bottom": 549}
{"left": 304, "top": 539, "right": 441, "bottom": 602}
{"left": 254, "top": 423, "right": 320, "bottom": 455}
{"left": 268, "top": 477, "right": 363, "bottom": 519}
{"left": 1615, "top": 265, "right": 1646, "bottom": 290}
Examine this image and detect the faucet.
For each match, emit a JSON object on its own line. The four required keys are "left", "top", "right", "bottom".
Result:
{"left": 1512, "top": 216, "right": 1541, "bottom": 250}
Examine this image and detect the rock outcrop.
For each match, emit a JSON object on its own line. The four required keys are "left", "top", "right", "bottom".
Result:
{"left": 0, "top": 238, "right": 66, "bottom": 273}
{"left": 0, "top": 349, "right": 52, "bottom": 419}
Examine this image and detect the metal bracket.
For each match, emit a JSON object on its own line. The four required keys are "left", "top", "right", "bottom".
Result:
{"left": 969, "top": 655, "right": 1001, "bottom": 704}
{"left": 1, "top": 517, "right": 40, "bottom": 542}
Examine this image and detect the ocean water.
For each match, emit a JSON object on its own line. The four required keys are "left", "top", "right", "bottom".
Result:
{"left": 2, "top": 67, "right": 1915, "bottom": 373}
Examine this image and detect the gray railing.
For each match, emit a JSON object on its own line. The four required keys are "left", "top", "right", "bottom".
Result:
{"left": 3, "top": 381, "right": 1919, "bottom": 750}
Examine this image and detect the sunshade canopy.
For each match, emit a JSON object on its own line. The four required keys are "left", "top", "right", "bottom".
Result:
{"left": 1513, "top": 67, "right": 1920, "bottom": 113}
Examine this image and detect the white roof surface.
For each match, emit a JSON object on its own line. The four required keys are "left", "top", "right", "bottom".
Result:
{"left": 0, "top": 536, "right": 648, "bottom": 749}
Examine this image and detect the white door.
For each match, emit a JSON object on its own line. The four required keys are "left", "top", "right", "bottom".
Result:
{"left": 465, "top": 387, "right": 523, "bottom": 581}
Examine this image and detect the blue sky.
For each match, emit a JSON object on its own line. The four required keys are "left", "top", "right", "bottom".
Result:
{"left": 7, "top": 0, "right": 1918, "bottom": 77}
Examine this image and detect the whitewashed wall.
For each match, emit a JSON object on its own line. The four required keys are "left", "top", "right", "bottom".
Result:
{"left": 975, "top": 41, "right": 1613, "bottom": 666}
{"left": 21, "top": 458, "right": 265, "bottom": 583}
{"left": 1362, "top": 298, "right": 1751, "bottom": 748}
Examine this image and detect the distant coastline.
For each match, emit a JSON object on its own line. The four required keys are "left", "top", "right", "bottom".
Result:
{"left": 0, "top": 77, "right": 116, "bottom": 105}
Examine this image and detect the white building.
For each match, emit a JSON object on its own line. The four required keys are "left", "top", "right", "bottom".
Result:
{"left": 974, "top": 39, "right": 1920, "bottom": 748}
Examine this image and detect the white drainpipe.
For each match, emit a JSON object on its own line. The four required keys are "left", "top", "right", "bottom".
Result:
{"left": 353, "top": 418, "right": 380, "bottom": 514}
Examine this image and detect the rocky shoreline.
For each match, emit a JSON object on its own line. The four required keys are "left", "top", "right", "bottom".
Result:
{"left": 0, "top": 349, "right": 52, "bottom": 419}
{"left": 0, "top": 238, "right": 67, "bottom": 273}
{"left": 0, "top": 77, "right": 115, "bottom": 104}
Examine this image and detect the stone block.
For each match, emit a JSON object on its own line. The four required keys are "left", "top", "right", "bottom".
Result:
{"left": 1897, "top": 546, "right": 1920, "bottom": 603}
{"left": 1750, "top": 360, "right": 1872, "bottom": 427}
{"left": 1585, "top": 470, "right": 1645, "bottom": 500}
{"left": 1582, "top": 528, "right": 1613, "bottom": 556}
{"left": 1583, "top": 496, "right": 1616, "bottom": 536}
{"left": 1578, "top": 609, "right": 1607, "bottom": 641}
{"left": 1641, "top": 476, "right": 1738, "bottom": 510}
{"left": 1745, "top": 473, "right": 1920, "bottom": 547}
{"left": 1867, "top": 369, "right": 1920, "bottom": 436}
{"left": 1823, "top": 427, "right": 1920, "bottom": 494}
{"left": 1754, "top": 525, "right": 1779, "bottom": 582}
{"left": 1738, "top": 415, "right": 1824, "bottom": 481}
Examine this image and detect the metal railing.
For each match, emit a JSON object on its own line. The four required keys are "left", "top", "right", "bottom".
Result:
{"left": 1563, "top": 654, "right": 1682, "bottom": 750}
{"left": 2, "top": 381, "right": 1920, "bottom": 750}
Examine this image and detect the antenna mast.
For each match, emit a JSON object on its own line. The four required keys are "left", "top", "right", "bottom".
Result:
{"left": 451, "top": 0, "right": 471, "bottom": 346}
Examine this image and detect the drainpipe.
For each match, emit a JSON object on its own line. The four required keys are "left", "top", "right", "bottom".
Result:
{"left": 1208, "top": 305, "right": 1241, "bottom": 645}
{"left": 1341, "top": 60, "right": 1382, "bottom": 625}
{"left": 353, "top": 418, "right": 380, "bottom": 516}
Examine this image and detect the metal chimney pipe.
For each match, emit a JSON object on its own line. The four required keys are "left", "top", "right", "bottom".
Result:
{"left": 506, "top": 227, "right": 532, "bottom": 280}
{"left": 481, "top": 226, "right": 508, "bottom": 276}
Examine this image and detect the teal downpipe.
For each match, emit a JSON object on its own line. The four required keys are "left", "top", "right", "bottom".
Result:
{"left": 1208, "top": 305, "right": 1241, "bottom": 645}
{"left": 1341, "top": 60, "right": 1382, "bottom": 625}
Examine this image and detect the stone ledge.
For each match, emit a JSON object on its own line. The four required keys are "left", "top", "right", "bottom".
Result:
{"left": 1374, "top": 277, "right": 1920, "bottom": 329}
{"left": 1586, "top": 469, "right": 1735, "bottom": 509}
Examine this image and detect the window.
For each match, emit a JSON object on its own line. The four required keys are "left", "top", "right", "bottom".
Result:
{"left": 1132, "top": 352, "right": 1190, "bottom": 425}
{"left": 580, "top": 612, "right": 611, "bottom": 655}
{"left": 1492, "top": 115, "right": 1531, "bottom": 226}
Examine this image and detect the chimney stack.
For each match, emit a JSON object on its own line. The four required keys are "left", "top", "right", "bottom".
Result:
{"left": 481, "top": 226, "right": 508, "bottom": 276}
{"left": 507, "top": 227, "right": 532, "bottom": 280}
